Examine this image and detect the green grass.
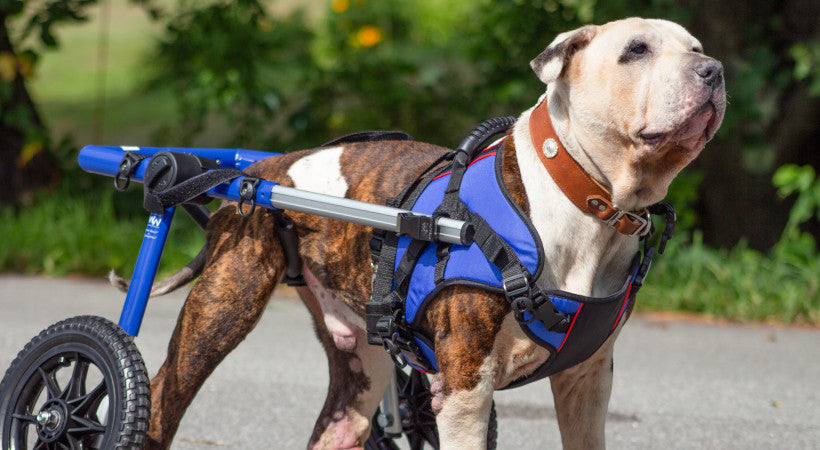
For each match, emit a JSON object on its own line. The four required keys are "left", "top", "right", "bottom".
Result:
{"left": 638, "top": 232, "right": 820, "bottom": 324}
{"left": 0, "top": 183, "right": 205, "bottom": 278}
{"left": 24, "top": 0, "right": 168, "bottom": 145}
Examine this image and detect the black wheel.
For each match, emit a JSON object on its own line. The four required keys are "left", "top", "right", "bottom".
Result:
{"left": 0, "top": 316, "right": 150, "bottom": 449}
{"left": 366, "top": 367, "right": 497, "bottom": 450}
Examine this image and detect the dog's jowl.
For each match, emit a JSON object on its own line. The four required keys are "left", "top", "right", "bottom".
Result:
{"left": 142, "top": 18, "right": 725, "bottom": 449}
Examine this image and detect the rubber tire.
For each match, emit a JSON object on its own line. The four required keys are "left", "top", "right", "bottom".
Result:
{"left": 0, "top": 316, "right": 151, "bottom": 449}
{"left": 365, "top": 368, "right": 498, "bottom": 450}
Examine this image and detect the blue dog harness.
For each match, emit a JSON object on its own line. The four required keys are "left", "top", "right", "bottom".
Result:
{"left": 365, "top": 123, "right": 673, "bottom": 388}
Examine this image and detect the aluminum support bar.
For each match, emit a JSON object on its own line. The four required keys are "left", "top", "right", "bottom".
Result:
{"left": 269, "top": 185, "right": 471, "bottom": 245}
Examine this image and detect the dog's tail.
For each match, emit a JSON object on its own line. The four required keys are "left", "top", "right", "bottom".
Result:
{"left": 108, "top": 247, "right": 207, "bottom": 296}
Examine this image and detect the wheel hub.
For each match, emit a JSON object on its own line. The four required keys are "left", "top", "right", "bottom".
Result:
{"left": 36, "top": 399, "right": 69, "bottom": 443}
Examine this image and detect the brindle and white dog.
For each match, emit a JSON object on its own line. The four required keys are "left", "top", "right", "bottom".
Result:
{"left": 141, "top": 17, "right": 725, "bottom": 449}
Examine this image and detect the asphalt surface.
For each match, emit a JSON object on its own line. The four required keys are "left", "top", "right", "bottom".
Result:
{"left": 1, "top": 274, "right": 818, "bottom": 449}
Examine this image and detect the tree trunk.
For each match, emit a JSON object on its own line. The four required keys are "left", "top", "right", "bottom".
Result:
{"left": 0, "top": 13, "right": 57, "bottom": 207}
{"left": 683, "top": 0, "right": 820, "bottom": 249}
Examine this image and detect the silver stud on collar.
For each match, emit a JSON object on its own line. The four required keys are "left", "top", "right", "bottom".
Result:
{"left": 542, "top": 138, "right": 559, "bottom": 158}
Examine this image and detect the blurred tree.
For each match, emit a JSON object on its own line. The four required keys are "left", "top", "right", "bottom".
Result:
{"left": 0, "top": 0, "right": 158, "bottom": 206}
{"left": 681, "top": 0, "right": 820, "bottom": 248}
{"left": 0, "top": 0, "right": 76, "bottom": 206}
{"left": 144, "top": 0, "right": 315, "bottom": 149}
{"left": 26, "top": 0, "right": 814, "bottom": 249}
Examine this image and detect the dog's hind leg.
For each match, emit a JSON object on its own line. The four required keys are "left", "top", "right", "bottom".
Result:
{"left": 549, "top": 332, "right": 619, "bottom": 450}
{"left": 297, "top": 276, "right": 394, "bottom": 450}
{"left": 145, "top": 208, "right": 284, "bottom": 449}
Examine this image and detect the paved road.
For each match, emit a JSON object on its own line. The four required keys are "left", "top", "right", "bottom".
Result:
{"left": 1, "top": 275, "right": 818, "bottom": 449}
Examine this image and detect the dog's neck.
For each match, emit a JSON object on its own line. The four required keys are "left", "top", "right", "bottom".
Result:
{"left": 527, "top": 98, "right": 650, "bottom": 237}
{"left": 508, "top": 98, "right": 638, "bottom": 297}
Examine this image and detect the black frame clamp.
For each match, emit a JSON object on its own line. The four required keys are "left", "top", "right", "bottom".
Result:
{"left": 396, "top": 212, "right": 438, "bottom": 241}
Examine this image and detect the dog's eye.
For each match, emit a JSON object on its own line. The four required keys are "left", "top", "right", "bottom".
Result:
{"left": 692, "top": 46, "right": 703, "bottom": 54}
{"left": 630, "top": 43, "right": 648, "bottom": 55}
{"left": 619, "top": 41, "right": 651, "bottom": 63}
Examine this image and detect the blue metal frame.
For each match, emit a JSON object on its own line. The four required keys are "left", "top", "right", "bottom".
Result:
{"left": 77, "top": 144, "right": 471, "bottom": 335}
{"left": 119, "top": 208, "right": 175, "bottom": 335}
{"left": 79, "top": 145, "right": 280, "bottom": 336}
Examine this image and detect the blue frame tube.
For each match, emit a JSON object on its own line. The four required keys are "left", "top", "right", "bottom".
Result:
{"left": 118, "top": 207, "right": 176, "bottom": 336}
{"left": 78, "top": 145, "right": 279, "bottom": 176}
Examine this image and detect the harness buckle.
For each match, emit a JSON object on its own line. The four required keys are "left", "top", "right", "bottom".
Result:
{"left": 376, "top": 316, "right": 397, "bottom": 340}
{"left": 511, "top": 297, "right": 536, "bottom": 324}
{"left": 502, "top": 272, "right": 530, "bottom": 299}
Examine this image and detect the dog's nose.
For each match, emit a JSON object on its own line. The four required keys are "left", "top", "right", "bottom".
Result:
{"left": 694, "top": 59, "right": 723, "bottom": 87}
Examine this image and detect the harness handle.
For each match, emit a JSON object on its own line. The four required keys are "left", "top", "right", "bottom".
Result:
{"left": 453, "top": 116, "right": 516, "bottom": 167}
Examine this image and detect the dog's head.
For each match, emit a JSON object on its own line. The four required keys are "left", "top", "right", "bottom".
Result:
{"left": 530, "top": 17, "right": 726, "bottom": 209}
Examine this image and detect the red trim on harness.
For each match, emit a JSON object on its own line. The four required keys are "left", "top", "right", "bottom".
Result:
{"left": 432, "top": 152, "right": 497, "bottom": 181}
{"left": 611, "top": 283, "right": 633, "bottom": 331}
{"left": 556, "top": 303, "right": 584, "bottom": 353}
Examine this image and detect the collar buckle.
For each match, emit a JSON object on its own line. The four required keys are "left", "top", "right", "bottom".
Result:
{"left": 606, "top": 209, "right": 652, "bottom": 237}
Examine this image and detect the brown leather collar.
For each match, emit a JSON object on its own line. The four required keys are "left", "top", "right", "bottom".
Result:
{"left": 528, "top": 99, "right": 650, "bottom": 237}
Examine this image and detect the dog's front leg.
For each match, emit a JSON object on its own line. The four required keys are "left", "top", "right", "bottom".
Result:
{"left": 549, "top": 332, "right": 618, "bottom": 450}
{"left": 434, "top": 354, "right": 497, "bottom": 449}
{"left": 426, "top": 287, "right": 506, "bottom": 449}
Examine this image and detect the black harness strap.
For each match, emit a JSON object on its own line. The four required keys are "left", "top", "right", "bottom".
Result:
{"left": 364, "top": 117, "right": 575, "bottom": 368}
{"left": 365, "top": 152, "right": 455, "bottom": 351}
{"left": 468, "top": 212, "right": 571, "bottom": 331}
{"left": 143, "top": 168, "right": 244, "bottom": 214}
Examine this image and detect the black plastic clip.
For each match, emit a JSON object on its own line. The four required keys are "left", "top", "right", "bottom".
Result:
{"left": 376, "top": 316, "right": 408, "bottom": 368}
{"left": 633, "top": 246, "right": 656, "bottom": 288}
{"left": 511, "top": 297, "right": 536, "bottom": 325}
{"left": 237, "top": 177, "right": 261, "bottom": 217}
{"left": 648, "top": 202, "right": 676, "bottom": 254}
{"left": 397, "top": 212, "right": 438, "bottom": 241}
{"left": 114, "top": 152, "right": 146, "bottom": 191}
{"left": 508, "top": 284, "right": 571, "bottom": 332}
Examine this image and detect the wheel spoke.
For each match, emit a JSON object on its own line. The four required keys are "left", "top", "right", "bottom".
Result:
{"left": 69, "top": 414, "right": 107, "bottom": 435}
{"left": 11, "top": 412, "right": 39, "bottom": 425}
{"left": 62, "top": 353, "right": 89, "bottom": 400}
{"left": 38, "top": 366, "right": 62, "bottom": 399}
{"left": 66, "top": 433, "right": 82, "bottom": 450}
{"left": 68, "top": 378, "right": 106, "bottom": 417}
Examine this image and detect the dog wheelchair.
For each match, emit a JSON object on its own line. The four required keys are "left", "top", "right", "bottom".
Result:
{"left": 0, "top": 122, "right": 513, "bottom": 449}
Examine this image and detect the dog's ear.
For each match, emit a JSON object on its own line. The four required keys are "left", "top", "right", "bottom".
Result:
{"left": 530, "top": 25, "right": 597, "bottom": 84}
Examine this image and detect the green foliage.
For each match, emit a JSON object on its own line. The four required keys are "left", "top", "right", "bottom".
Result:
{"left": 639, "top": 231, "right": 819, "bottom": 324}
{"left": 0, "top": 180, "right": 204, "bottom": 277}
{"left": 15, "top": 0, "right": 97, "bottom": 48}
{"left": 791, "top": 40, "right": 820, "bottom": 97}
{"left": 145, "top": 0, "right": 314, "bottom": 148}
{"left": 639, "top": 166, "right": 820, "bottom": 324}
{"left": 772, "top": 164, "right": 820, "bottom": 268}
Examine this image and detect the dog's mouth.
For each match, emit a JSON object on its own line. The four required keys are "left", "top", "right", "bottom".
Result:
{"left": 639, "top": 95, "right": 724, "bottom": 153}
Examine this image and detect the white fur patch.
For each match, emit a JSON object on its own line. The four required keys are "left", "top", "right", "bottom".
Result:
{"left": 287, "top": 146, "right": 348, "bottom": 197}
{"left": 436, "top": 354, "right": 497, "bottom": 449}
